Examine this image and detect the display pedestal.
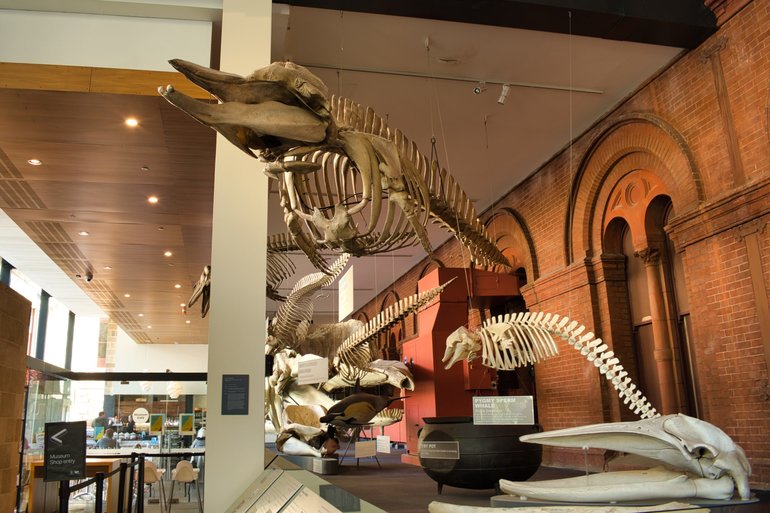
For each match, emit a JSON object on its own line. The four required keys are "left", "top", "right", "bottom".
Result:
{"left": 491, "top": 495, "right": 759, "bottom": 510}
{"left": 278, "top": 455, "right": 339, "bottom": 475}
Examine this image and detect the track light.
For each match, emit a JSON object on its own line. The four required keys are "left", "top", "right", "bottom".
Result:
{"left": 498, "top": 84, "right": 511, "bottom": 105}
{"left": 473, "top": 81, "right": 487, "bottom": 95}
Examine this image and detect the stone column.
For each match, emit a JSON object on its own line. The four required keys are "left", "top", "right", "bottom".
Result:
{"left": 635, "top": 247, "right": 678, "bottom": 414}
{"left": 204, "top": 1, "right": 271, "bottom": 511}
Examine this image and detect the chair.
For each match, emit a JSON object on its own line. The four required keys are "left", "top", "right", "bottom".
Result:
{"left": 144, "top": 460, "right": 167, "bottom": 513}
{"left": 168, "top": 459, "right": 202, "bottom": 513}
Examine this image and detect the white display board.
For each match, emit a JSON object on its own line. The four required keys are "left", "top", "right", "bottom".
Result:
{"left": 337, "top": 266, "right": 354, "bottom": 321}
{"left": 297, "top": 355, "right": 329, "bottom": 385}
{"left": 376, "top": 435, "right": 391, "bottom": 454}
{"left": 354, "top": 440, "right": 376, "bottom": 459}
{"left": 473, "top": 396, "right": 534, "bottom": 425}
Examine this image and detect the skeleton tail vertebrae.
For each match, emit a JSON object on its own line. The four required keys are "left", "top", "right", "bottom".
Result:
{"left": 265, "top": 234, "right": 298, "bottom": 301}
{"left": 329, "top": 95, "right": 510, "bottom": 269}
{"left": 335, "top": 278, "right": 456, "bottom": 381}
{"left": 270, "top": 253, "right": 350, "bottom": 352}
{"left": 481, "top": 311, "right": 659, "bottom": 419}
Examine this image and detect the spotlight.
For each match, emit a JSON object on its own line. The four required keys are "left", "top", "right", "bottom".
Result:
{"left": 473, "top": 82, "right": 487, "bottom": 95}
{"left": 498, "top": 84, "right": 511, "bottom": 105}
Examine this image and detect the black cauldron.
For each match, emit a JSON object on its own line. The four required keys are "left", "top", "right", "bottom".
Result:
{"left": 418, "top": 416, "right": 542, "bottom": 492}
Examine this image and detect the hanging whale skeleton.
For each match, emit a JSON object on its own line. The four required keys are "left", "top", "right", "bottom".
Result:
{"left": 159, "top": 59, "right": 509, "bottom": 274}
{"left": 161, "top": 59, "right": 751, "bottom": 504}
{"left": 442, "top": 312, "right": 752, "bottom": 503}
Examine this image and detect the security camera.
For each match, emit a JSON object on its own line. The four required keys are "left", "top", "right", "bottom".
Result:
{"left": 473, "top": 82, "right": 487, "bottom": 95}
{"left": 85, "top": 271, "right": 93, "bottom": 282}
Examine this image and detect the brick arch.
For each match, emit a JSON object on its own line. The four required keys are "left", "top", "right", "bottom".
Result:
{"left": 484, "top": 208, "right": 539, "bottom": 280}
{"left": 567, "top": 114, "right": 703, "bottom": 263}
{"left": 377, "top": 290, "right": 402, "bottom": 360}
{"left": 418, "top": 260, "right": 444, "bottom": 279}
{"left": 596, "top": 163, "right": 672, "bottom": 253}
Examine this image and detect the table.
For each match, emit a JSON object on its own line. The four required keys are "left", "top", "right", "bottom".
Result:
{"left": 29, "top": 458, "right": 126, "bottom": 513}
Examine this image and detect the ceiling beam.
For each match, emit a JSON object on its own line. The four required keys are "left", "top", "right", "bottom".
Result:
{"left": 0, "top": 62, "right": 211, "bottom": 98}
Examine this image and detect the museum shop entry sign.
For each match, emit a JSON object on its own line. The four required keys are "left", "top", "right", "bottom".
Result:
{"left": 473, "top": 396, "right": 534, "bottom": 425}
{"left": 44, "top": 421, "right": 86, "bottom": 481}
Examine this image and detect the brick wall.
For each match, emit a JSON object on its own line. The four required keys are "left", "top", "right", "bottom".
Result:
{"left": 353, "top": 0, "right": 770, "bottom": 487}
{"left": 0, "top": 282, "right": 31, "bottom": 511}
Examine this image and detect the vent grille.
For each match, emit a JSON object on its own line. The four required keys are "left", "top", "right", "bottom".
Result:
{"left": 27, "top": 221, "right": 71, "bottom": 243}
{"left": 128, "top": 331, "right": 153, "bottom": 344}
{"left": 0, "top": 180, "right": 46, "bottom": 209}
{"left": 0, "top": 147, "right": 23, "bottom": 179}
{"left": 86, "top": 281, "right": 124, "bottom": 310}
{"left": 108, "top": 310, "right": 142, "bottom": 331}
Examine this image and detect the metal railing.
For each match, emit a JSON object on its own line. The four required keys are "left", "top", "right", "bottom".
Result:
{"left": 56, "top": 451, "right": 204, "bottom": 513}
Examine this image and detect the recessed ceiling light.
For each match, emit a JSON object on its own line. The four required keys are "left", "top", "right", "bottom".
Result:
{"left": 179, "top": 303, "right": 185, "bottom": 307}
{"left": 103, "top": 266, "right": 112, "bottom": 270}
{"left": 185, "top": 320, "right": 191, "bottom": 324}
{"left": 125, "top": 118, "right": 139, "bottom": 127}
{"left": 158, "top": 226, "right": 165, "bottom": 230}
{"left": 174, "top": 284, "right": 182, "bottom": 289}
{"left": 124, "top": 293, "right": 131, "bottom": 298}
{"left": 78, "top": 231, "right": 89, "bottom": 236}
{"left": 147, "top": 196, "right": 159, "bottom": 204}
{"left": 146, "top": 325, "right": 152, "bottom": 329}
{"left": 164, "top": 251, "right": 173, "bottom": 257}
{"left": 138, "top": 313, "right": 144, "bottom": 317}
{"left": 141, "top": 165, "right": 150, "bottom": 172}
{"left": 27, "top": 159, "right": 42, "bottom": 166}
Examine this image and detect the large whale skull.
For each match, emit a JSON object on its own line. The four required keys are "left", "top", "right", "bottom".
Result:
{"left": 500, "top": 414, "right": 751, "bottom": 502}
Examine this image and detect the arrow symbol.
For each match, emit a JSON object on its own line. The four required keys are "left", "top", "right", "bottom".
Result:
{"left": 51, "top": 429, "right": 67, "bottom": 444}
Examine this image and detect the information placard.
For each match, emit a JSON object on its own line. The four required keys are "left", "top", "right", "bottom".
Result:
{"left": 226, "top": 469, "right": 283, "bottom": 513}
{"left": 297, "top": 355, "right": 329, "bottom": 385}
{"left": 222, "top": 374, "right": 249, "bottom": 415}
{"left": 473, "top": 395, "right": 534, "bottom": 425}
{"left": 354, "top": 440, "right": 376, "bottom": 458}
{"left": 419, "top": 441, "right": 460, "bottom": 460}
{"left": 247, "top": 472, "right": 302, "bottom": 513}
{"left": 44, "top": 421, "right": 86, "bottom": 482}
{"left": 376, "top": 435, "right": 391, "bottom": 454}
{"left": 286, "top": 487, "right": 342, "bottom": 513}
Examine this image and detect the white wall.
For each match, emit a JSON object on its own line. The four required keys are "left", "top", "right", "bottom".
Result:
{"left": 112, "top": 326, "right": 208, "bottom": 372}
{"left": 0, "top": 9, "right": 211, "bottom": 71}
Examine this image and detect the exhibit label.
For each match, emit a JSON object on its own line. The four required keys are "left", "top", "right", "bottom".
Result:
{"left": 297, "top": 355, "right": 329, "bottom": 385}
{"left": 222, "top": 374, "right": 249, "bottom": 415}
{"left": 376, "top": 435, "right": 391, "bottom": 454}
{"left": 354, "top": 440, "right": 376, "bottom": 458}
{"left": 419, "top": 441, "right": 460, "bottom": 460}
{"left": 473, "top": 395, "right": 534, "bottom": 425}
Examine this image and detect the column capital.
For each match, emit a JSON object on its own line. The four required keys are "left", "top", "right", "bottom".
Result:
{"left": 634, "top": 247, "right": 660, "bottom": 265}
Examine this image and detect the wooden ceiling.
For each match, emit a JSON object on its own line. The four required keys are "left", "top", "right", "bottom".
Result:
{"left": 0, "top": 63, "right": 215, "bottom": 344}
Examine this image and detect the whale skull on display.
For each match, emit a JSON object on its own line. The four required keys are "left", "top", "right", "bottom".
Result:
{"left": 500, "top": 413, "right": 751, "bottom": 502}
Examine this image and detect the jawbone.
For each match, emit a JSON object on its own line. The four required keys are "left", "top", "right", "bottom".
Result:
{"left": 501, "top": 414, "right": 751, "bottom": 502}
